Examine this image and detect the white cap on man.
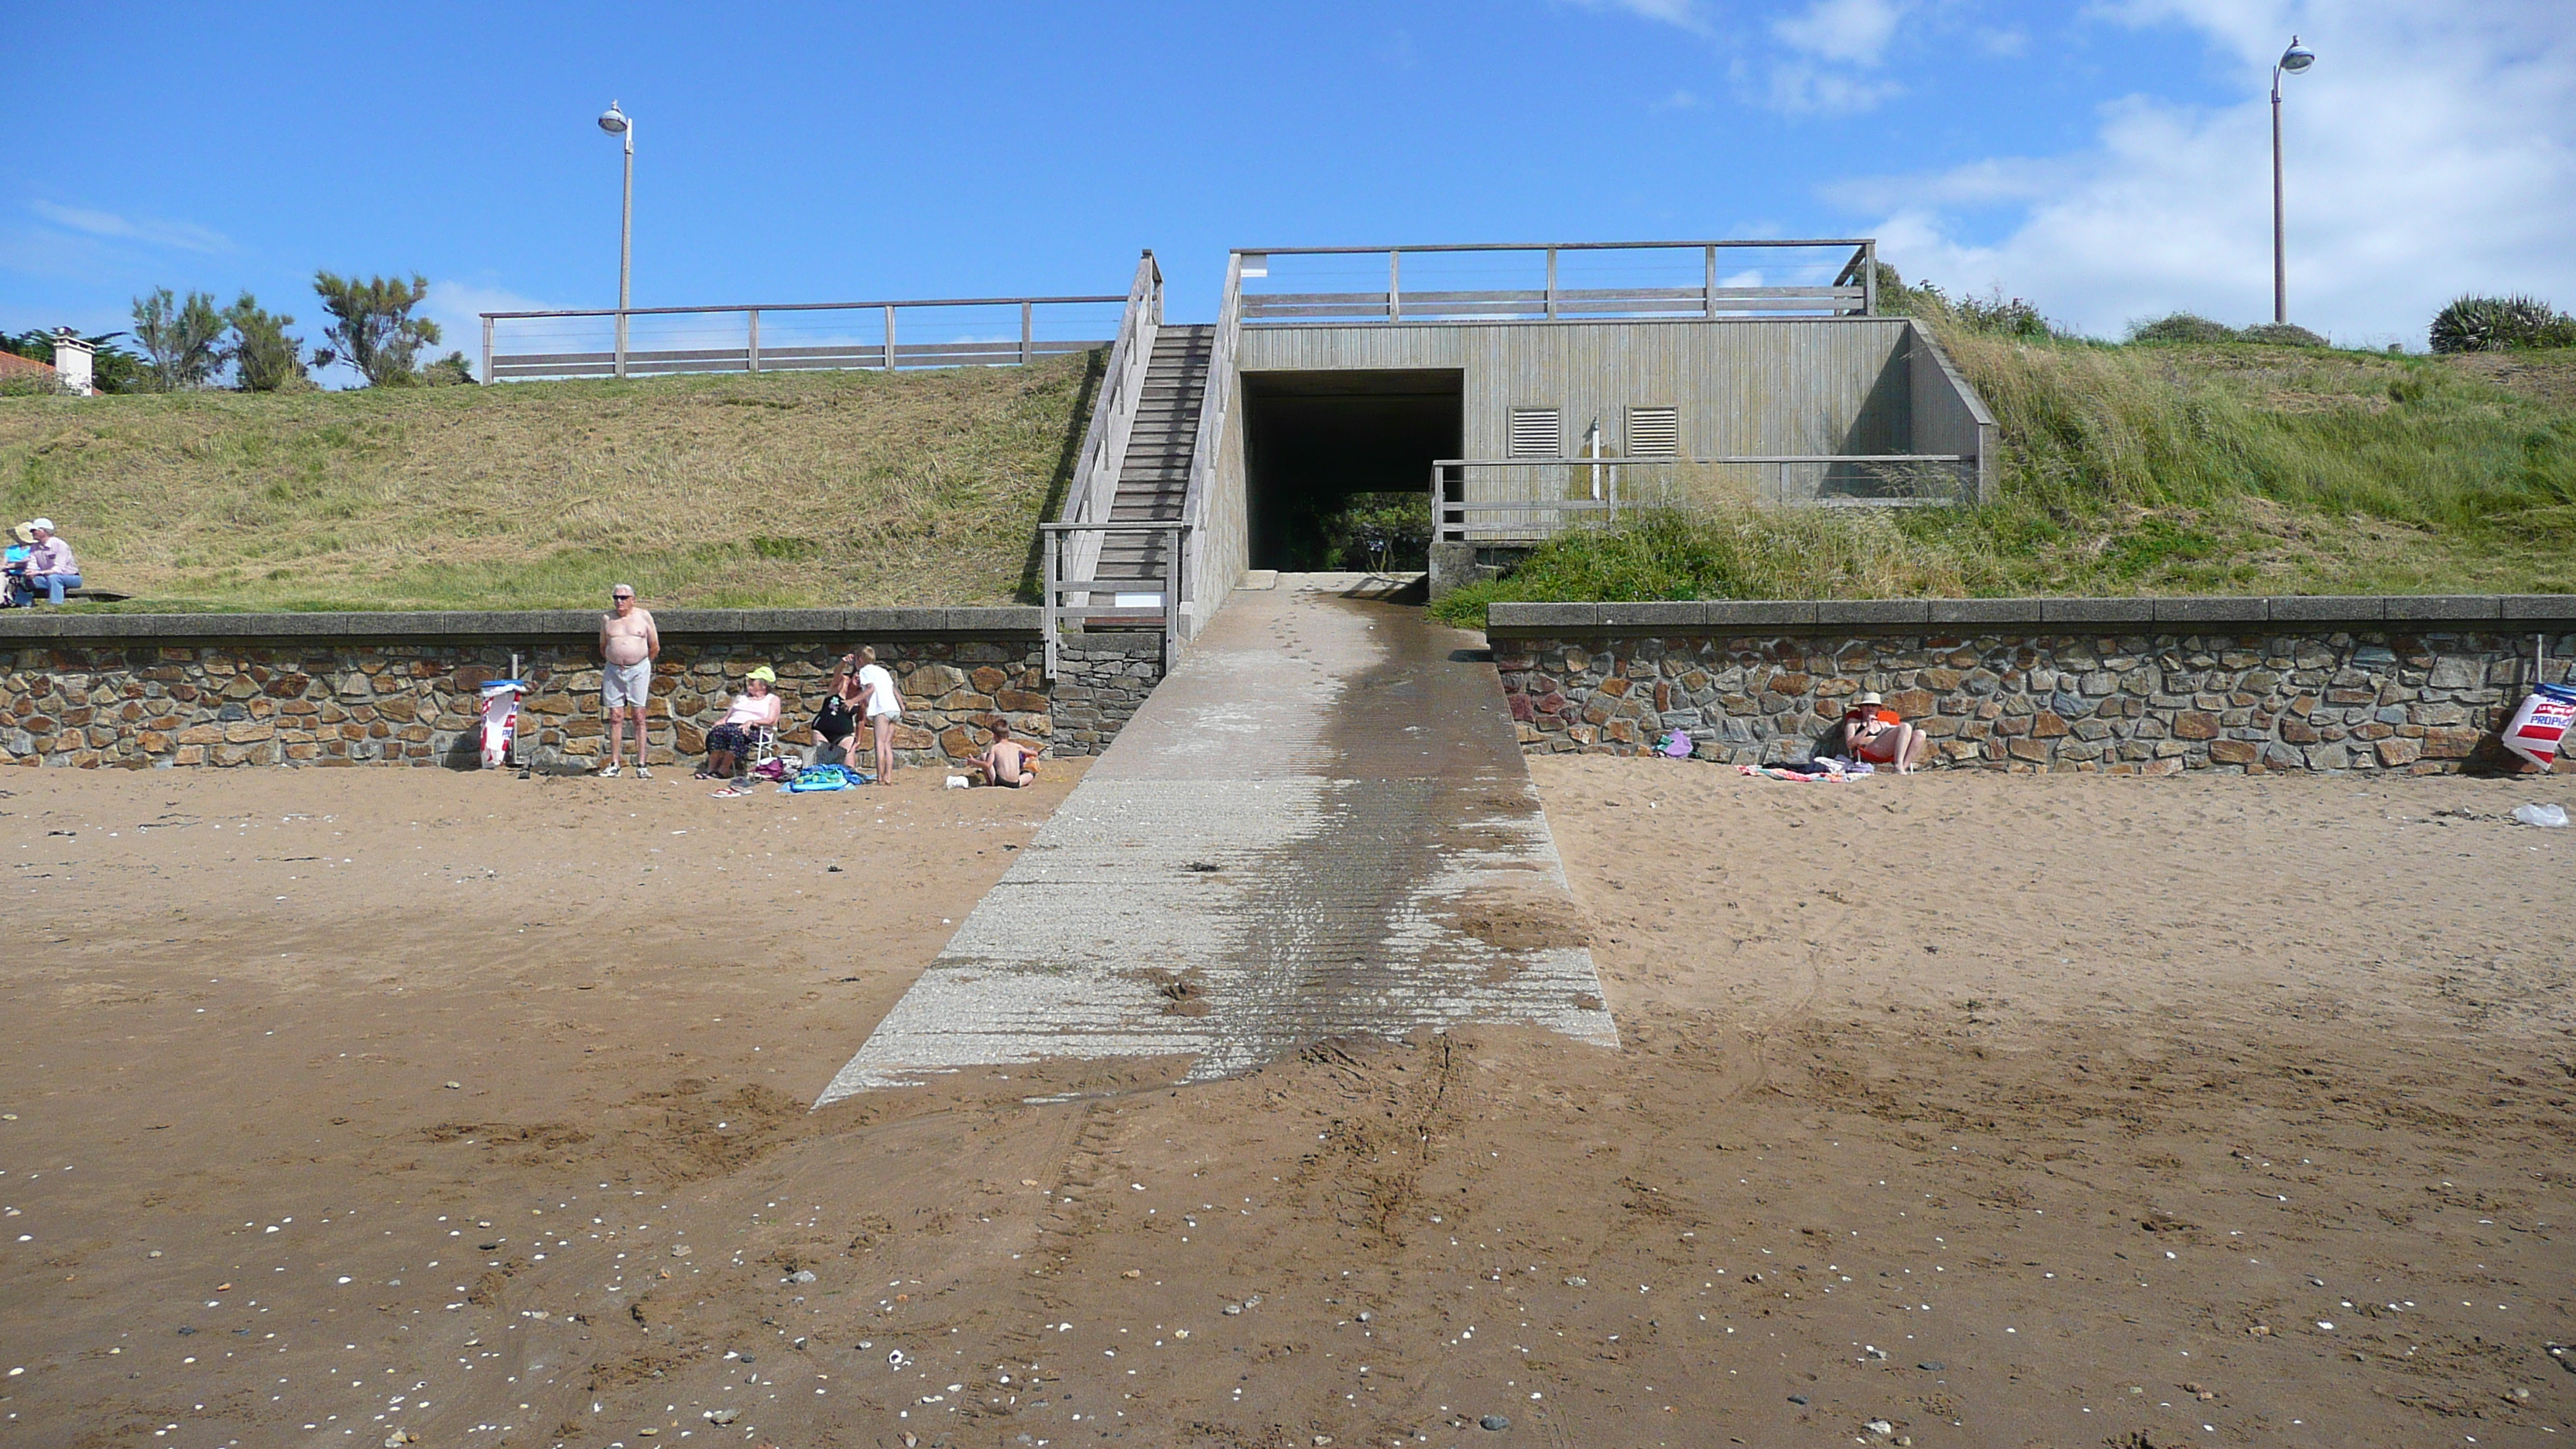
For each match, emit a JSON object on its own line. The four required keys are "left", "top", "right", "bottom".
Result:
{"left": 29, "top": 518, "right": 53, "bottom": 533}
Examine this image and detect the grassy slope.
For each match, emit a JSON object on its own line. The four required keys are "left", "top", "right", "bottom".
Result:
{"left": 1434, "top": 339, "right": 2576, "bottom": 623}
{"left": 0, "top": 353, "right": 1098, "bottom": 611}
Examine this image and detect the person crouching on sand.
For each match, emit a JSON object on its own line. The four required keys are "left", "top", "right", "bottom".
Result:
{"left": 1835, "top": 690, "right": 1931, "bottom": 774}
{"left": 966, "top": 721, "right": 1040, "bottom": 788}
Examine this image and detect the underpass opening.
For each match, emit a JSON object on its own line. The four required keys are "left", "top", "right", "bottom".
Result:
{"left": 1242, "top": 369, "right": 1462, "bottom": 573}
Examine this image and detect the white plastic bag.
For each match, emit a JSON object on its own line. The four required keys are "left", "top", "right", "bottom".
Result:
{"left": 2512, "top": 803, "right": 2567, "bottom": 828}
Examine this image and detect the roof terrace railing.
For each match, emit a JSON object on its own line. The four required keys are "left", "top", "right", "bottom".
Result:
{"left": 1235, "top": 239, "right": 1879, "bottom": 326}
{"left": 478, "top": 293, "right": 1126, "bottom": 383}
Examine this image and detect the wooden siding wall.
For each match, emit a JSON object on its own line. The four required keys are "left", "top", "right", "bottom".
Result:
{"left": 1904, "top": 319, "right": 2000, "bottom": 502}
{"left": 1236, "top": 318, "right": 1914, "bottom": 468}
{"left": 1187, "top": 399, "right": 1252, "bottom": 638}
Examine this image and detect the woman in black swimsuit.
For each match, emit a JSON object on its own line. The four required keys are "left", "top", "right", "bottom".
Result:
{"left": 810, "top": 658, "right": 865, "bottom": 770}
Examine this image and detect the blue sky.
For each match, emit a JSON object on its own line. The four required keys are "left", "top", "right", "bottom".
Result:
{"left": 8, "top": 1, "right": 2571, "bottom": 381}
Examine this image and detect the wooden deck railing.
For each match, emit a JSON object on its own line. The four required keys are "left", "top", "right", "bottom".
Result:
{"left": 1430, "top": 452, "right": 1973, "bottom": 544}
{"left": 1235, "top": 239, "right": 1880, "bottom": 325}
{"left": 480, "top": 293, "right": 1125, "bottom": 382}
{"left": 1041, "top": 522, "right": 1190, "bottom": 680}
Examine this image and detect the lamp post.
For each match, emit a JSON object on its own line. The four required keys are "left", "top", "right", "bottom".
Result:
{"left": 598, "top": 101, "right": 634, "bottom": 378}
{"left": 2269, "top": 36, "right": 2314, "bottom": 326}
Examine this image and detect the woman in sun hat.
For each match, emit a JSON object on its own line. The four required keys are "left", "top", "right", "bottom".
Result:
{"left": 2, "top": 524, "right": 33, "bottom": 606}
{"left": 700, "top": 666, "right": 783, "bottom": 785}
{"left": 1832, "top": 689, "right": 1932, "bottom": 775}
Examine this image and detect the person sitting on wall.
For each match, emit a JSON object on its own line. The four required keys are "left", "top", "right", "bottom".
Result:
{"left": 13, "top": 519, "right": 80, "bottom": 607}
{"left": 699, "top": 666, "right": 783, "bottom": 783}
{"left": 1825, "top": 690, "right": 1932, "bottom": 774}
{"left": 2, "top": 524, "right": 33, "bottom": 607}
{"left": 964, "top": 721, "right": 1041, "bottom": 789}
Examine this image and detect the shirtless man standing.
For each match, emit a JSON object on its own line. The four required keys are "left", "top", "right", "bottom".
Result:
{"left": 598, "top": 584, "right": 660, "bottom": 777}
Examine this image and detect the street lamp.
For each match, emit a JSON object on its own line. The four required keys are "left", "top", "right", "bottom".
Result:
{"left": 2269, "top": 36, "right": 2314, "bottom": 325}
{"left": 598, "top": 101, "right": 634, "bottom": 377}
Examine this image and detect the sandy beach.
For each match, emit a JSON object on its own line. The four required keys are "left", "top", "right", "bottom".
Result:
{"left": 1, "top": 759, "right": 2570, "bottom": 1449}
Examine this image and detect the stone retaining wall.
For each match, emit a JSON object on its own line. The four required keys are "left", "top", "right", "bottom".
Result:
{"left": 0, "top": 609, "right": 1166, "bottom": 770}
{"left": 1487, "top": 597, "right": 2576, "bottom": 774}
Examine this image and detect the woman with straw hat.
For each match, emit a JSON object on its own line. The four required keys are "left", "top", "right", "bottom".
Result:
{"left": 700, "top": 666, "right": 782, "bottom": 786}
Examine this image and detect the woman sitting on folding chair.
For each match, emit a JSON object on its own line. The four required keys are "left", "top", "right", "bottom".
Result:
{"left": 700, "top": 666, "right": 783, "bottom": 787}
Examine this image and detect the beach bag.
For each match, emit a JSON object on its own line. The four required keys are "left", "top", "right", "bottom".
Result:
{"left": 787, "top": 762, "right": 857, "bottom": 792}
{"left": 1658, "top": 729, "right": 1694, "bottom": 759}
{"left": 2502, "top": 682, "right": 2576, "bottom": 771}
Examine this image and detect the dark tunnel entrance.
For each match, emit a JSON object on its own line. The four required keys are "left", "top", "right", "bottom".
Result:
{"left": 1242, "top": 370, "right": 1463, "bottom": 573}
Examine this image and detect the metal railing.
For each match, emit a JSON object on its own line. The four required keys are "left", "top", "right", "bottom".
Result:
{"left": 1041, "top": 522, "right": 1190, "bottom": 680}
{"left": 1235, "top": 239, "right": 1879, "bottom": 325}
{"left": 1431, "top": 453, "right": 1973, "bottom": 543}
{"left": 1056, "top": 253, "right": 1165, "bottom": 597}
{"left": 479, "top": 293, "right": 1126, "bottom": 382}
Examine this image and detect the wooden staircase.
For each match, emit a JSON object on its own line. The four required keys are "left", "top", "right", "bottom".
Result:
{"left": 1092, "top": 324, "right": 1213, "bottom": 594}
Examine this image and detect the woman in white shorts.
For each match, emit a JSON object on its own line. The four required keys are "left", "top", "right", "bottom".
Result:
{"left": 853, "top": 646, "right": 904, "bottom": 786}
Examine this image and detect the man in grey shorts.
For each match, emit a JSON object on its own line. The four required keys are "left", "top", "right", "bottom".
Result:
{"left": 598, "top": 584, "right": 660, "bottom": 777}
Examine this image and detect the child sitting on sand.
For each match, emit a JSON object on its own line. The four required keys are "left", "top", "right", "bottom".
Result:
{"left": 965, "top": 721, "right": 1040, "bottom": 789}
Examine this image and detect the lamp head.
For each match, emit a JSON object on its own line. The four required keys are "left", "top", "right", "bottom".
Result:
{"left": 598, "top": 101, "right": 630, "bottom": 135}
{"left": 2279, "top": 37, "right": 2314, "bottom": 74}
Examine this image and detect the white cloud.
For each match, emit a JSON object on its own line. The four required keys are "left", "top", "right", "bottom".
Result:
{"left": 1766, "top": 63, "right": 1906, "bottom": 115}
{"left": 422, "top": 281, "right": 558, "bottom": 373}
{"left": 1771, "top": 0, "right": 1906, "bottom": 67}
{"left": 29, "top": 200, "right": 231, "bottom": 254}
{"left": 1651, "top": 87, "right": 1708, "bottom": 111}
{"left": 1842, "top": 4, "right": 2576, "bottom": 344}
{"left": 1563, "top": 0, "right": 1711, "bottom": 35}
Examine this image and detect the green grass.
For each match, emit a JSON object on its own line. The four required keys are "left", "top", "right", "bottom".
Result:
{"left": 0, "top": 355, "right": 1098, "bottom": 611}
{"left": 1432, "top": 337, "right": 2576, "bottom": 625}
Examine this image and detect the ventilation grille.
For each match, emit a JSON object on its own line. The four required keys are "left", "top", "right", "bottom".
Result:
{"left": 1509, "top": 408, "right": 1562, "bottom": 458}
{"left": 1628, "top": 406, "right": 1680, "bottom": 457}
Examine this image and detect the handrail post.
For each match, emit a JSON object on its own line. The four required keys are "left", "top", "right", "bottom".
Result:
{"left": 1704, "top": 245, "right": 1717, "bottom": 319}
{"left": 480, "top": 315, "right": 493, "bottom": 386}
{"left": 1388, "top": 248, "right": 1401, "bottom": 322}
{"left": 1862, "top": 241, "right": 1878, "bottom": 316}
{"left": 1020, "top": 301, "right": 1033, "bottom": 365}
{"left": 614, "top": 307, "right": 628, "bottom": 379}
{"left": 1043, "top": 528, "right": 1060, "bottom": 681}
{"left": 1545, "top": 247, "right": 1558, "bottom": 320}
{"left": 1162, "top": 526, "right": 1181, "bottom": 657}
{"left": 747, "top": 309, "right": 760, "bottom": 373}
{"left": 883, "top": 304, "right": 896, "bottom": 372}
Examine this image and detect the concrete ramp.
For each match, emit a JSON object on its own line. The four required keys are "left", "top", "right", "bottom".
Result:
{"left": 816, "top": 574, "right": 1615, "bottom": 1104}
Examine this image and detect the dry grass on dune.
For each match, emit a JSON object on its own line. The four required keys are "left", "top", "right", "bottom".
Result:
{"left": 0, "top": 352, "right": 1100, "bottom": 611}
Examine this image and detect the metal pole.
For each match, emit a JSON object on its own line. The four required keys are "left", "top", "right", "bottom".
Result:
{"left": 2271, "top": 63, "right": 2287, "bottom": 325}
{"left": 1043, "top": 529, "right": 1059, "bottom": 680}
{"left": 616, "top": 116, "right": 633, "bottom": 379}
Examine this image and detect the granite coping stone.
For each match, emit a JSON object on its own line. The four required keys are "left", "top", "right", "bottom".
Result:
{"left": 0, "top": 605, "right": 1049, "bottom": 645}
{"left": 1485, "top": 596, "right": 2576, "bottom": 635}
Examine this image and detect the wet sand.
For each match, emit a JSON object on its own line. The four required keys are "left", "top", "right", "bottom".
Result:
{"left": 2, "top": 761, "right": 2571, "bottom": 1448}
